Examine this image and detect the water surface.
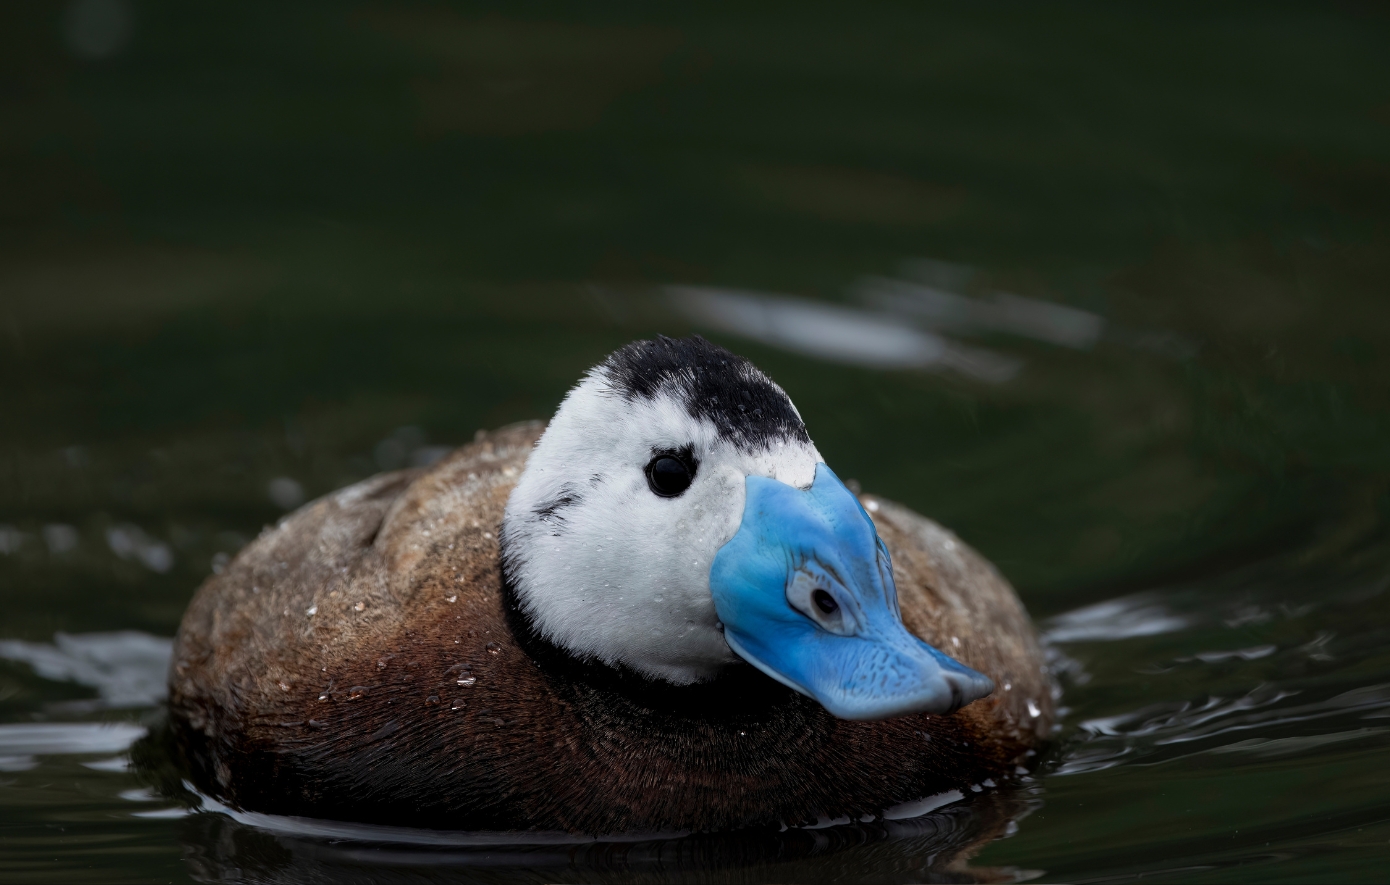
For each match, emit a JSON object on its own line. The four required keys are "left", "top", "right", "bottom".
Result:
{"left": 3, "top": 2, "right": 1389, "bottom": 881}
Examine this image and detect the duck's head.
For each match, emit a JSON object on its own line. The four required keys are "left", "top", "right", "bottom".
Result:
{"left": 500, "top": 336, "right": 993, "bottom": 720}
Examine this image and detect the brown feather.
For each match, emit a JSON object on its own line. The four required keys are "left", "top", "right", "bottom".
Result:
{"left": 168, "top": 422, "right": 1053, "bottom": 833}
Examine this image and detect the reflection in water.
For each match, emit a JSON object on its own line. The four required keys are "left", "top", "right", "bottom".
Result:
{"left": 175, "top": 788, "right": 1038, "bottom": 885}
{"left": 0, "top": 722, "right": 146, "bottom": 772}
{"left": 853, "top": 276, "right": 1105, "bottom": 350}
{"left": 663, "top": 258, "right": 1198, "bottom": 388}
{"left": 42, "top": 523, "right": 81, "bottom": 554}
{"left": 266, "top": 476, "right": 305, "bottom": 510}
{"left": 0, "top": 631, "right": 172, "bottom": 710}
{"left": 1042, "top": 595, "right": 1190, "bottom": 644}
{"left": 665, "top": 285, "right": 1022, "bottom": 383}
{"left": 663, "top": 255, "right": 1188, "bottom": 387}
{"left": 106, "top": 524, "right": 175, "bottom": 573}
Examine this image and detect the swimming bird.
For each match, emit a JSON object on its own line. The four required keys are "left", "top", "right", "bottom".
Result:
{"left": 168, "top": 336, "right": 1052, "bottom": 834}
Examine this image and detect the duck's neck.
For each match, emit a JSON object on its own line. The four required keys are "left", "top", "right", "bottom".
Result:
{"left": 499, "top": 570, "right": 796, "bottom": 715}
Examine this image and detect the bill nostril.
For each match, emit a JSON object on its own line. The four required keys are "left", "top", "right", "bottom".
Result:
{"left": 812, "top": 588, "right": 839, "bottom": 616}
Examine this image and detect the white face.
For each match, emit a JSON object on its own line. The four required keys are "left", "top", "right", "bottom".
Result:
{"left": 501, "top": 370, "right": 821, "bottom": 684}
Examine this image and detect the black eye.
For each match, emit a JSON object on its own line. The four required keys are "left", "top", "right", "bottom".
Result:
{"left": 812, "top": 589, "right": 839, "bottom": 615}
{"left": 646, "top": 455, "right": 693, "bottom": 497}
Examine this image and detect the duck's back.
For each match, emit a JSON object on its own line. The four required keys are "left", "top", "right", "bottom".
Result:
{"left": 169, "top": 422, "right": 1052, "bottom": 833}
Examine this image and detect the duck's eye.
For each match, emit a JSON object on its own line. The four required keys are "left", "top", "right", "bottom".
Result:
{"left": 812, "top": 589, "right": 839, "bottom": 615}
{"left": 646, "top": 455, "right": 693, "bottom": 497}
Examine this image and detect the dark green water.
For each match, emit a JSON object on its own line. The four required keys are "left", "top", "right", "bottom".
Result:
{"left": 3, "top": 2, "right": 1390, "bottom": 881}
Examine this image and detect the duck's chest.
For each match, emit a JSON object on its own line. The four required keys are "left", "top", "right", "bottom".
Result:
{"left": 245, "top": 587, "right": 1009, "bottom": 833}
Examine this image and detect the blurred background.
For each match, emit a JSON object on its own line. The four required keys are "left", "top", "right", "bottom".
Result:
{"left": 2, "top": 2, "right": 1389, "bottom": 882}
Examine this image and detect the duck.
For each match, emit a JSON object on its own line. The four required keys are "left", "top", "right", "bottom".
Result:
{"left": 168, "top": 335, "right": 1052, "bottom": 834}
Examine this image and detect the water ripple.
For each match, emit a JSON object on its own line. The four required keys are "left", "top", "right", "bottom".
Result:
{"left": 0, "top": 631, "right": 172, "bottom": 710}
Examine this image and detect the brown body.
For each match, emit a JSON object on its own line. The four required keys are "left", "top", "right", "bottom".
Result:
{"left": 169, "top": 422, "right": 1052, "bottom": 833}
